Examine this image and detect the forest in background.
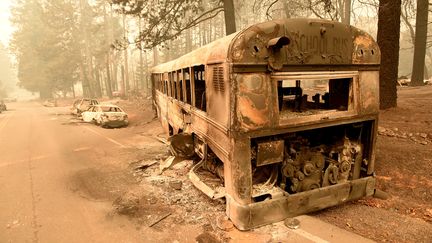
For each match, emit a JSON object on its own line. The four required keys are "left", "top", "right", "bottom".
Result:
{"left": 6, "top": 0, "right": 432, "bottom": 108}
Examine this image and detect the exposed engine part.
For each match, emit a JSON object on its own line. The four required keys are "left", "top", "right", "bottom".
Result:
{"left": 281, "top": 137, "right": 363, "bottom": 193}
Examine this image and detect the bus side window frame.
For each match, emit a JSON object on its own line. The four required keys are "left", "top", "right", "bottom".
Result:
{"left": 191, "top": 66, "right": 196, "bottom": 106}
{"left": 176, "top": 70, "right": 181, "bottom": 101}
{"left": 183, "top": 67, "right": 192, "bottom": 105}
{"left": 178, "top": 69, "right": 184, "bottom": 102}
{"left": 159, "top": 74, "right": 163, "bottom": 94}
{"left": 170, "top": 72, "right": 175, "bottom": 98}
{"left": 164, "top": 72, "right": 170, "bottom": 97}
{"left": 192, "top": 65, "right": 206, "bottom": 112}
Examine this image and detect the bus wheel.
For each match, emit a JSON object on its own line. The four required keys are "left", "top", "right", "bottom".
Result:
{"left": 168, "top": 133, "right": 195, "bottom": 158}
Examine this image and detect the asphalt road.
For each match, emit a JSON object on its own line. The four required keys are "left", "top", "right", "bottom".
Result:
{"left": 0, "top": 102, "right": 141, "bottom": 243}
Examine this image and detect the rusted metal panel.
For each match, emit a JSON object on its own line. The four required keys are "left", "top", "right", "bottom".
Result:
{"left": 256, "top": 140, "right": 284, "bottom": 166}
{"left": 235, "top": 73, "right": 274, "bottom": 131}
{"left": 359, "top": 71, "right": 380, "bottom": 114}
{"left": 352, "top": 29, "right": 381, "bottom": 64}
{"left": 228, "top": 18, "right": 380, "bottom": 67}
{"left": 190, "top": 111, "right": 230, "bottom": 163}
{"left": 225, "top": 136, "right": 253, "bottom": 205}
{"left": 207, "top": 63, "right": 230, "bottom": 127}
{"left": 226, "top": 177, "right": 375, "bottom": 230}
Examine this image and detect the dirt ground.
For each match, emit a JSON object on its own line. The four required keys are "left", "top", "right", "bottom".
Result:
{"left": 63, "top": 86, "right": 432, "bottom": 242}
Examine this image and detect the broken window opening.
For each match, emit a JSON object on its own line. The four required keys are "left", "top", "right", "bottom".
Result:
{"left": 152, "top": 74, "right": 158, "bottom": 91}
{"left": 193, "top": 65, "right": 206, "bottom": 112}
{"left": 277, "top": 77, "right": 352, "bottom": 117}
{"left": 168, "top": 72, "right": 173, "bottom": 97}
{"left": 183, "top": 68, "right": 192, "bottom": 105}
{"left": 164, "top": 80, "right": 168, "bottom": 95}
{"left": 159, "top": 74, "right": 163, "bottom": 93}
{"left": 178, "top": 70, "right": 184, "bottom": 102}
{"left": 172, "top": 72, "right": 178, "bottom": 99}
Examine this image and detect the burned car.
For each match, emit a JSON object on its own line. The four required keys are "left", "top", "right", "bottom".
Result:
{"left": 81, "top": 104, "right": 128, "bottom": 128}
{"left": 71, "top": 98, "right": 99, "bottom": 116}
{"left": 151, "top": 18, "right": 381, "bottom": 230}
{"left": 43, "top": 99, "right": 57, "bottom": 107}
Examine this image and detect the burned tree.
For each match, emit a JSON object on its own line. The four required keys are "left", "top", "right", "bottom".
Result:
{"left": 377, "top": 0, "right": 401, "bottom": 109}
{"left": 411, "top": 0, "right": 429, "bottom": 86}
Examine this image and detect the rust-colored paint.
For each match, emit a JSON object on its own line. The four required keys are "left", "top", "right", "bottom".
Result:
{"left": 236, "top": 74, "right": 273, "bottom": 131}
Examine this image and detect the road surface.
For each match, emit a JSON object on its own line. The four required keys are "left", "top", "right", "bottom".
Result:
{"left": 0, "top": 102, "right": 142, "bottom": 242}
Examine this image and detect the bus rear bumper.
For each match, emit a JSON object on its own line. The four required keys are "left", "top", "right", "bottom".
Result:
{"left": 226, "top": 176, "right": 375, "bottom": 230}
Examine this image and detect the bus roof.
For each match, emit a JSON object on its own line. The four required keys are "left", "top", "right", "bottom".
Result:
{"left": 152, "top": 18, "right": 380, "bottom": 73}
{"left": 152, "top": 32, "right": 238, "bottom": 73}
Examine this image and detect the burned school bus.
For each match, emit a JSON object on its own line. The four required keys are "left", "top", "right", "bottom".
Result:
{"left": 151, "top": 18, "right": 380, "bottom": 230}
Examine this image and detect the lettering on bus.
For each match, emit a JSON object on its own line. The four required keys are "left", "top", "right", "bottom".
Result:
{"left": 290, "top": 31, "right": 350, "bottom": 57}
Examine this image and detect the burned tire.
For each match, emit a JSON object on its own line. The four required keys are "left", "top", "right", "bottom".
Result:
{"left": 168, "top": 133, "right": 195, "bottom": 158}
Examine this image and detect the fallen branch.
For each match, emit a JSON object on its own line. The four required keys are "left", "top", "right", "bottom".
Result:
{"left": 149, "top": 212, "right": 172, "bottom": 227}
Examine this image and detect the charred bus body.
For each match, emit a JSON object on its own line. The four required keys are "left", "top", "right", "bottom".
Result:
{"left": 151, "top": 18, "right": 380, "bottom": 230}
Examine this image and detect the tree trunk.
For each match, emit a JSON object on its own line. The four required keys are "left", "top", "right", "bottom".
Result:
{"left": 343, "top": 0, "right": 351, "bottom": 25}
{"left": 71, "top": 81, "right": 76, "bottom": 98}
{"left": 144, "top": 50, "right": 149, "bottom": 95}
{"left": 109, "top": 3, "right": 118, "bottom": 92}
{"left": 103, "top": 3, "right": 113, "bottom": 98}
{"left": 122, "top": 14, "right": 129, "bottom": 95}
{"left": 410, "top": 0, "right": 429, "bottom": 86}
{"left": 138, "top": 17, "right": 144, "bottom": 91}
{"left": 152, "top": 46, "right": 159, "bottom": 66}
{"left": 105, "top": 55, "right": 113, "bottom": 98}
{"left": 112, "top": 56, "right": 118, "bottom": 91}
{"left": 185, "top": 28, "right": 192, "bottom": 53}
{"left": 377, "top": 0, "right": 401, "bottom": 109}
{"left": 79, "top": 0, "right": 94, "bottom": 98}
{"left": 79, "top": 58, "right": 91, "bottom": 97}
{"left": 121, "top": 65, "right": 126, "bottom": 96}
{"left": 94, "top": 66, "right": 102, "bottom": 98}
{"left": 223, "top": 0, "right": 236, "bottom": 35}
{"left": 283, "top": 1, "right": 291, "bottom": 18}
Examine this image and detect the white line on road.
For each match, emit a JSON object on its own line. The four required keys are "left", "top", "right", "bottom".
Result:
{"left": 82, "top": 126, "right": 127, "bottom": 148}
{"left": 73, "top": 147, "right": 91, "bottom": 152}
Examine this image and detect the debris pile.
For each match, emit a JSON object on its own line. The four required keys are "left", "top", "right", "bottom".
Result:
{"left": 377, "top": 126, "right": 431, "bottom": 145}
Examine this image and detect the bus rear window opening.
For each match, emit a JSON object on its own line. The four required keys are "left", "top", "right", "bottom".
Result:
{"left": 277, "top": 78, "right": 351, "bottom": 115}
